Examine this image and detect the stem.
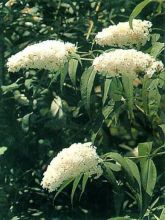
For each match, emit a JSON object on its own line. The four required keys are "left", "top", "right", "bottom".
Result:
{"left": 127, "top": 151, "right": 165, "bottom": 159}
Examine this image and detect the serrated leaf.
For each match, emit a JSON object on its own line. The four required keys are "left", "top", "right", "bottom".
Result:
{"left": 79, "top": 173, "right": 89, "bottom": 200}
{"left": 103, "top": 78, "right": 112, "bottom": 105}
{"left": 54, "top": 178, "right": 74, "bottom": 200}
{"left": 129, "top": 0, "right": 152, "bottom": 28}
{"left": 60, "top": 63, "right": 68, "bottom": 91}
{"left": 68, "top": 59, "right": 78, "bottom": 85}
{"left": 71, "top": 174, "right": 82, "bottom": 204}
{"left": 81, "top": 67, "right": 97, "bottom": 111}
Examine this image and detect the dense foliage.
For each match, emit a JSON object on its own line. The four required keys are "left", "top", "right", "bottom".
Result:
{"left": 0, "top": 0, "right": 165, "bottom": 219}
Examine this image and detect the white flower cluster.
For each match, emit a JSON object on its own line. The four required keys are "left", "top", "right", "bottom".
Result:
{"left": 95, "top": 19, "right": 152, "bottom": 47}
{"left": 93, "top": 49, "right": 164, "bottom": 77}
{"left": 7, "top": 40, "right": 77, "bottom": 72}
{"left": 41, "top": 142, "right": 103, "bottom": 192}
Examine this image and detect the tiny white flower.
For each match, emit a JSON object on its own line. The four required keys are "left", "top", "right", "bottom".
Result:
{"left": 41, "top": 142, "right": 103, "bottom": 192}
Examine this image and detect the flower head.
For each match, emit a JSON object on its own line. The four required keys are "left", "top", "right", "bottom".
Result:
{"left": 7, "top": 40, "right": 77, "bottom": 72}
{"left": 92, "top": 49, "right": 163, "bottom": 77}
{"left": 41, "top": 142, "right": 103, "bottom": 192}
{"left": 95, "top": 19, "right": 152, "bottom": 47}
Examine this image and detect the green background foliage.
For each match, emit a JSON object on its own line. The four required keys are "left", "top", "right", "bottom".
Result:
{"left": 0, "top": 0, "right": 164, "bottom": 219}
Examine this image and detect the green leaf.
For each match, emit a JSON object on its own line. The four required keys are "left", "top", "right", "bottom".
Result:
{"left": 70, "top": 53, "right": 82, "bottom": 65}
{"left": 129, "top": 0, "right": 152, "bottom": 28}
{"left": 103, "top": 78, "right": 112, "bottom": 105}
{"left": 142, "top": 78, "right": 160, "bottom": 117}
{"left": 108, "top": 217, "right": 133, "bottom": 220}
{"left": 104, "top": 162, "right": 121, "bottom": 172}
{"left": 104, "top": 152, "right": 135, "bottom": 185}
{"left": 71, "top": 174, "right": 82, "bottom": 204}
{"left": 148, "top": 81, "right": 161, "bottom": 118}
{"left": 138, "top": 142, "right": 152, "bottom": 167}
{"left": 121, "top": 75, "right": 134, "bottom": 119}
{"left": 103, "top": 162, "right": 119, "bottom": 191}
{"left": 0, "top": 146, "right": 7, "bottom": 156}
{"left": 60, "top": 63, "right": 68, "bottom": 91}
{"left": 68, "top": 59, "right": 78, "bottom": 85}
{"left": 125, "top": 158, "right": 141, "bottom": 189}
{"left": 54, "top": 178, "right": 74, "bottom": 199}
{"left": 158, "top": 124, "right": 165, "bottom": 142}
{"left": 21, "top": 113, "right": 32, "bottom": 132}
{"left": 1, "top": 83, "right": 20, "bottom": 93}
{"left": 125, "top": 158, "right": 142, "bottom": 212}
{"left": 151, "top": 34, "right": 160, "bottom": 44}
{"left": 141, "top": 159, "right": 157, "bottom": 196}
{"left": 109, "top": 77, "right": 123, "bottom": 101}
{"left": 160, "top": 208, "right": 165, "bottom": 220}
{"left": 81, "top": 67, "right": 97, "bottom": 111}
{"left": 150, "top": 42, "right": 164, "bottom": 58}
{"left": 79, "top": 173, "right": 89, "bottom": 199}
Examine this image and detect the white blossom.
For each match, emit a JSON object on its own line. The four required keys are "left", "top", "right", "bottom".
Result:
{"left": 95, "top": 19, "right": 152, "bottom": 47}
{"left": 92, "top": 49, "right": 164, "bottom": 77}
{"left": 41, "top": 142, "right": 103, "bottom": 192}
{"left": 7, "top": 40, "right": 77, "bottom": 73}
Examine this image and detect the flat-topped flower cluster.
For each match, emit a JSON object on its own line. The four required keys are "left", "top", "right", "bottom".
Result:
{"left": 7, "top": 40, "right": 76, "bottom": 72}
{"left": 41, "top": 143, "right": 103, "bottom": 192}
